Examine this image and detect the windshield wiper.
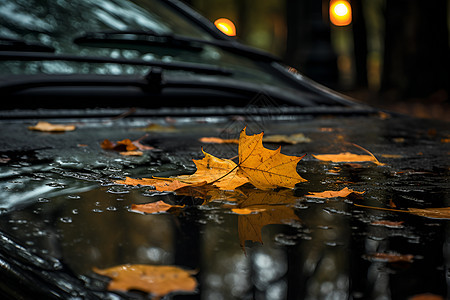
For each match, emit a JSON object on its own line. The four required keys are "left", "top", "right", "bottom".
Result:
{"left": 0, "top": 51, "right": 232, "bottom": 76}
{"left": 74, "top": 30, "right": 279, "bottom": 62}
{"left": 0, "top": 37, "right": 55, "bottom": 53}
{"left": 74, "top": 30, "right": 204, "bottom": 53}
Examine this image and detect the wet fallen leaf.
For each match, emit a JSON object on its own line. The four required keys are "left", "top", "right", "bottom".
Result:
{"left": 371, "top": 220, "right": 404, "bottom": 228}
{"left": 118, "top": 127, "right": 306, "bottom": 191}
{"left": 365, "top": 252, "right": 413, "bottom": 263}
{"left": 237, "top": 128, "right": 307, "bottom": 189}
{"left": 101, "top": 136, "right": 154, "bottom": 155}
{"left": 232, "top": 207, "right": 266, "bottom": 215}
{"left": 407, "top": 207, "right": 450, "bottom": 219}
{"left": 116, "top": 177, "right": 190, "bottom": 192}
{"left": 199, "top": 137, "right": 239, "bottom": 144}
{"left": 101, "top": 139, "right": 138, "bottom": 152}
{"left": 120, "top": 150, "right": 144, "bottom": 156}
{"left": 441, "top": 138, "right": 450, "bottom": 143}
{"left": 93, "top": 264, "right": 197, "bottom": 297}
{"left": 306, "top": 187, "right": 364, "bottom": 199}
{"left": 131, "top": 200, "right": 184, "bottom": 214}
{"left": 313, "top": 152, "right": 383, "bottom": 165}
{"left": 28, "top": 121, "right": 76, "bottom": 132}
{"left": 175, "top": 149, "right": 249, "bottom": 190}
{"left": 262, "top": 133, "right": 311, "bottom": 144}
{"left": 313, "top": 143, "right": 384, "bottom": 165}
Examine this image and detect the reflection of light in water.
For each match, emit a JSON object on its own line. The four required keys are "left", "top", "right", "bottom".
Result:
{"left": 252, "top": 247, "right": 288, "bottom": 298}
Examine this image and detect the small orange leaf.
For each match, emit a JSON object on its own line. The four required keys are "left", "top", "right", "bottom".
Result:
{"left": 231, "top": 207, "right": 266, "bottom": 215}
{"left": 371, "top": 220, "right": 404, "bottom": 228}
{"left": 101, "top": 139, "right": 137, "bottom": 151}
{"left": 28, "top": 121, "right": 76, "bottom": 132}
{"left": 306, "top": 187, "right": 364, "bottom": 199}
{"left": 93, "top": 264, "right": 197, "bottom": 297}
{"left": 313, "top": 152, "right": 383, "bottom": 165}
{"left": 131, "top": 200, "right": 184, "bottom": 214}
{"left": 199, "top": 137, "right": 239, "bottom": 144}
{"left": 365, "top": 252, "right": 414, "bottom": 263}
{"left": 119, "top": 150, "right": 143, "bottom": 156}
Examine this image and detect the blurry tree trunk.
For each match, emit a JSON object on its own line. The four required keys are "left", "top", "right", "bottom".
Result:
{"left": 351, "top": 0, "right": 368, "bottom": 88}
{"left": 235, "top": 0, "right": 250, "bottom": 41}
{"left": 381, "top": 0, "right": 449, "bottom": 102}
{"left": 284, "top": 0, "right": 338, "bottom": 88}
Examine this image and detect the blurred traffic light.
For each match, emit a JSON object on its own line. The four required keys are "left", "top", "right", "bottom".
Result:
{"left": 214, "top": 18, "right": 237, "bottom": 36}
{"left": 329, "top": 0, "right": 352, "bottom": 26}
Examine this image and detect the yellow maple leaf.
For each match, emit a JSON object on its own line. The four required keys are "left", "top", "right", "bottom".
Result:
{"left": 174, "top": 149, "right": 248, "bottom": 190}
{"left": 117, "top": 128, "right": 306, "bottom": 192}
{"left": 237, "top": 128, "right": 307, "bottom": 190}
{"left": 93, "top": 264, "right": 197, "bottom": 297}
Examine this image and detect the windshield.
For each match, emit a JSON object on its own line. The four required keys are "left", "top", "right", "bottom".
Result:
{"left": 0, "top": 0, "right": 299, "bottom": 92}
{"left": 0, "top": 0, "right": 213, "bottom": 52}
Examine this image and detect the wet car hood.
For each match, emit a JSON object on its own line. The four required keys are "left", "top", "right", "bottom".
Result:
{"left": 0, "top": 112, "right": 449, "bottom": 299}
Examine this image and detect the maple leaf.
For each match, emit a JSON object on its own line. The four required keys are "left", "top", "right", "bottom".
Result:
{"left": 131, "top": 200, "right": 184, "bottom": 214}
{"left": 175, "top": 149, "right": 249, "bottom": 190}
{"left": 237, "top": 128, "right": 307, "bottom": 190}
{"left": 28, "top": 121, "right": 76, "bottom": 132}
{"left": 305, "top": 187, "right": 364, "bottom": 199}
{"left": 93, "top": 264, "right": 197, "bottom": 297}
{"left": 117, "top": 128, "right": 306, "bottom": 192}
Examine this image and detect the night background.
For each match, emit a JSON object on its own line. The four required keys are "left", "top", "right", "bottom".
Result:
{"left": 181, "top": 0, "right": 450, "bottom": 121}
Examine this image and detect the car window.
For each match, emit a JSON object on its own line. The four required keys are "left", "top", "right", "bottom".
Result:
{"left": 0, "top": 0, "right": 213, "bottom": 53}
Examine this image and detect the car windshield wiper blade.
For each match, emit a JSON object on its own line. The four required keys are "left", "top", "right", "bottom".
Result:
{"left": 74, "top": 30, "right": 204, "bottom": 52}
{"left": 0, "top": 37, "right": 55, "bottom": 53}
{"left": 74, "top": 30, "right": 279, "bottom": 62}
{"left": 0, "top": 51, "right": 232, "bottom": 76}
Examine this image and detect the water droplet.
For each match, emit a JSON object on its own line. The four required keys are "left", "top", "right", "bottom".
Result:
{"left": 72, "top": 209, "right": 79, "bottom": 215}
{"left": 275, "top": 233, "right": 297, "bottom": 246}
{"left": 38, "top": 198, "right": 50, "bottom": 203}
{"left": 67, "top": 195, "right": 81, "bottom": 199}
{"left": 92, "top": 209, "right": 103, "bottom": 213}
{"left": 60, "top": 217, "right": 72, "bottom": 223}
{"left": 106, "top": 206, "right": 117, "bottom": 211}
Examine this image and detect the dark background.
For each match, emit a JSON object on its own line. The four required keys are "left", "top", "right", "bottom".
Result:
{"left": 181, "top": 0, "right": 450, "bottom": 121}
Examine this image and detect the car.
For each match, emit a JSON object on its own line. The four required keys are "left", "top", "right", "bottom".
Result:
{"left": 0, "top": 0, "right": 449, "bottom": 299}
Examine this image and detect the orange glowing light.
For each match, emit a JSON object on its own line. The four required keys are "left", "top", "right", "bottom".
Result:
{"left": 329, "top": 0, "right": 352, "bottom": 26}
{"left": 214, "top": 18, "right": 236, "bottom": 36}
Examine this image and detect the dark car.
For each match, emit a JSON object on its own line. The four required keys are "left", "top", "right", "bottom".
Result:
{"left": 0, "top": 0, "right": 449, "bottom": 299}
